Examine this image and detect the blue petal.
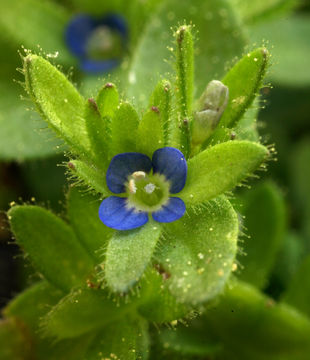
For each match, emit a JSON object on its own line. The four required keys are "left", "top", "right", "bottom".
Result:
{"left": 81, "top": 59, "right": 119, "bottom": 73}
{"left": 99, "top": 14, "right": 128, "bottom": 38}
{"left": 106, "top": 153, "right": 152, "bottom": 194}
{"left": 99, "top": 196, "right": 148, "bottom": 230}
{"left": 152, "top": 147, "right": 187, "bottom": 193}
{"left": 65, "top": 14, "right": 96, "bottom": 57}
{"left": 152, "top": 197, "right": 186, "bottom": 223}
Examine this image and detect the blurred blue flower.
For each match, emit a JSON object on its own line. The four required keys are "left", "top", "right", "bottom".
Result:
{"left": 65, "top": 14, "right": 127, "bottom": 73}
{"left": 99, "top": 147, "right": 187, "bottom": 230}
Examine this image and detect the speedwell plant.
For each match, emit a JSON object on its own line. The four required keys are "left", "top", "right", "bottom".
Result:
{"left": 4, "top": 24, "right": 301, "bottom": 360}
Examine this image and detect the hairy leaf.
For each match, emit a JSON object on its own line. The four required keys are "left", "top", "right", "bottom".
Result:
{"left": 110, "top": 102, "right": 139, "bottom": 157}
{"left": 180, "top": 141, "right": 268, "bottom": 206}
{"left": 219, "top": 47, "right": 269, "bottom": 129}
{"left": 155, "top": 196, "right": 238, "bottom": 304}
{"left": 137, "top": 107, "right": 164, "bottom": 157}
{"left": 42, "top": 287, "right": 135, "bottom": 339}
{"left": 67, "top": 187, "right": 113, "bottom": 262}
{"left": 67, "top": 160, "right": 109, "bottom": 196}
{"left": 137, "top": 268, "right": 189, "bottom": 323}
{"left": 8, "top": 205, "right": 94, "bottom": 291}
{"left": 24, "top": 55, "right": 91, "bottom": 157}
{"left": 104, "top": 221, "right": 162, "bottom": 293}
{"left": 84, "top": 315, "right": 149, "bottom": 360}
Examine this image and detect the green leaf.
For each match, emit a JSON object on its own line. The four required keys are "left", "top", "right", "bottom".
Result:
{"left": 137, "top": 107, "right": 164, "bottom": 158}
{"left": 249, "top": 15, "right": 310, "bottom": 86}
{"left": 84, "top": 99, "right": 110, "bottom": 168}
{"left": 0, "top": 0, "right": 73, "bottom": 65}
{"left": 96, "top": 82, "right": 119, "bottom": 118}
{"left": 24, "top": 54, "right": 91, "bottom": 158}
{"left": 204, "top": 280, "right": 310, "bottom": 359}
{"left": 219, "top": 47, "right": 269, "bottom": 129}
{"left": 67, "top": 160, "right": 109, "bottom": 196}
{"left": 42, "top": 287, "right": 135, "bottom": 339}
{"left": 154, "top": 196, "right": 238, "bottom": 304}
{"left": 232, "top": 0, "right": 298, "bottom": 24}
{"left": 137, "top": 268, "right": 190, "bottom": 323}
{"left": 171, "top": 25, "right": 194, "bottom": 157}
{"left": 67, "top": 187, "right": 113, "bottom": 262}
{"left": 127, "top": 0, "right": 246, "bottom": 108}
{"left": 283, "top": 255, "right": 310, "bottom": 318}
{"left": 8, "top": 205, "right": 94, "bottom": 291}
{"left": 104, "top": 221, "right": 162, "bottom": 293}
{"left": 180, "top": 141, "right": 269, "bottom": 206}
{"left": 149, "top": 79, "right": 172, "bottom": 144}
{"left": 238, "top": 181, "right": 286, "bottom": 288}
{"left": 0, "top": 318, "right": 32, "bottom": 360}
{"left": 3, "top": 281, "right": 63, "bottom": 333}
{"left": 109, "top": 102, "right": 139, "bottom": 157}
{"left": 84, "top": 315, "right": 149, "bottom": 360}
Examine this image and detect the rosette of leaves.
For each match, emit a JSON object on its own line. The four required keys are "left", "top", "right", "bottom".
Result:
{"left": 0, "top": 23, "right": 273, "bottom": 358}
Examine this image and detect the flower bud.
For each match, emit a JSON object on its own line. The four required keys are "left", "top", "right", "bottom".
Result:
{"left": 192, "top": 80, "right": 229, "bottom": 145}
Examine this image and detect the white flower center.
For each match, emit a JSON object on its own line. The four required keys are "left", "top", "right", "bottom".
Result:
{"left": 144, "top": 183, "right": 156, "bottom": 194}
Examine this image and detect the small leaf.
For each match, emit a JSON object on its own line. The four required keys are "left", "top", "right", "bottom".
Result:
{"left": 67, "top": 160, "right": 109, "bottom": 196}
{"left": 219, "top": 47, "right": 269, "bottom": 129}
{"left": 155, "top": 196, "right": 238, "bottom": 304}
{"left": 283, "top": 255, "right": 310, "bottom": 318}
{"left": 180, "top": 141, "right": 268, "bottom": 206}
{"left": 238, "top": 181, "right": 286, "bottom": 288}
{"left": 109, "top": 102, "right": 139, "bottom": 157}
{"left": 137, "top": 107, "right": 164, "bottom": 157}
{"left": 84, "top": 315, "right": 149, "bottom": 360}
{"left": 171, "top": 25, "right": 194, "bottom": 157}
{"left": 8, "top": 205, "right": 94, "bottom": 291}
{"left": 67, "top": 187, "right": 113, "bottom": 262}
{"left": 85, "top": 99, "right": 110, "bottom": 168}
{"left": 4, "top": 281, "right": 63, "bottom": 333}
{"left": 96, "top": 82, "right": 119, "bottom": 118}
{"left": 137, "top": 268, "right": 190, "bottom": 323}
{"left": 149, "top": 80, "right": 172, "bottom": 144}
{"left": 24, "top": 54, "right": 91, "bottom": 158}
{"left": 204, "top": 280, "right": 310, "bottom": 358}
{"left": 42, "top": 287, "right": 135, "bottom": 339}
{"left": 104, "top": 220, "right": 162, "bottom": 293}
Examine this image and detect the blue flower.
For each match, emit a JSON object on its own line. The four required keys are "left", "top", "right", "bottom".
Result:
{"left": 65, "top": 14, "right": 127, "bottom": 73}
{"left": 99, "top": 147, "right": 187, "bottom": 230}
